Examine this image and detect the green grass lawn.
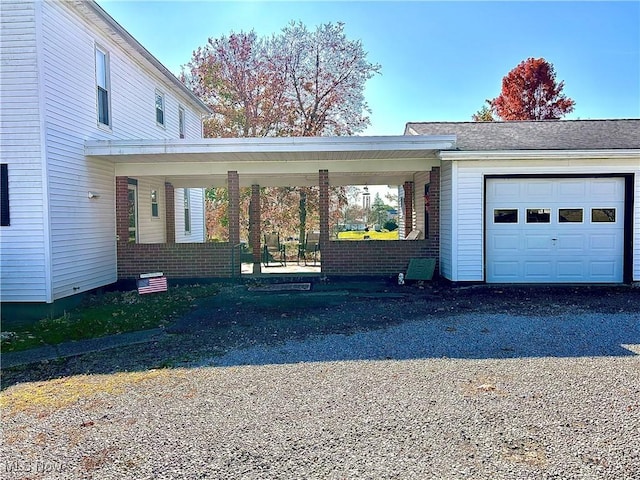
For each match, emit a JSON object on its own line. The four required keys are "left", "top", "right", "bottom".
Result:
{"left": 1, "top": 284, "right": 220, "bottom": 353}
{"left": 337, "top": 230, "right": 399, "bottom": 240}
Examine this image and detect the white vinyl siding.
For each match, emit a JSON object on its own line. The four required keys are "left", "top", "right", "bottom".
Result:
{"left": 137, "top": 177, "right": 166, "bottom": 243}
{"left": 441, "top": 156, "right": 640, "bottom": 282}
{"left": 39, "top": 1, "right": 205, "bottom": 300}
{"left": 0, "top": 0, "right": 49, "bottom": 302}
{"left": 174, "top": 188, "right": 205, "bottom": 243}
{"left": 439, "top": 161, "right": 453, "bottom": 280}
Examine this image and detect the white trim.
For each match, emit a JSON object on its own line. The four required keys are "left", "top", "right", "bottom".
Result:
{"left": 35, "top": 0, "right": 53, "bottom": 303}
{"left": 440, "top": 149, "right": 640, "bottom": 162}
{"left": 86, "top": 135, "right": 457, "bottom": 156}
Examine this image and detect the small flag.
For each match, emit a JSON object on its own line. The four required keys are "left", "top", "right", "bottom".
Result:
{"left": 137, "top": 276, "right": 168, "bottom": 295}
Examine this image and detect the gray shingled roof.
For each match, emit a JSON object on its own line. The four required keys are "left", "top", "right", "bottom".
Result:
{"left": 405, "top": 119, "right": 640, "bottom": 151}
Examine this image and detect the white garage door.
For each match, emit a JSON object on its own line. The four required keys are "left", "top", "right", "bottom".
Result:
{"left": 486, "top": 177, "right": 625, "bottom": 283}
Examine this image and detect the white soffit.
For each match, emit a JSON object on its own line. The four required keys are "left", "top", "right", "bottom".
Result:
{"left": 86, "top": 136, "right": 455, "bottom": 186}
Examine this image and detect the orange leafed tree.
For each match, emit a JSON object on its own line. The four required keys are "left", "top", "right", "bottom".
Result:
{"left": 490, "top": 57, "right": 575, "bottom": 120}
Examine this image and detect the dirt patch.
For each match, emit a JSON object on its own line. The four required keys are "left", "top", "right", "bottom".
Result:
{"left": 2, "top": 280, "right": 639, "bottom": 389}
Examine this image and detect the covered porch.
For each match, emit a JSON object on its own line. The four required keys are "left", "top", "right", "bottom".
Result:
{"left": 86, "top": 135, "right": 455, "bottom": 281}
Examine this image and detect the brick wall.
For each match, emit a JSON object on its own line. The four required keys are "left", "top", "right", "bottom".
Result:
{"left": 117, "top": 242, "right": 239, "bottom": 279}
{"left": 116, "top": 176, "right": 129, "bottom": 242}
{"left": 322, "top": 240, "right": 439, "bottom": 276}
{"left": 165, "top": 182, "right": 175, "bottom": 243}
{"left": 249, "top": 185, "right": 261, "bottom": 262}
{"left": 228, "top": 171, "right": 240, "bottom": 245}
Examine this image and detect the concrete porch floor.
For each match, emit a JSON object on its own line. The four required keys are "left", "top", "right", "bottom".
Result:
{"left": 241, "top": 262, "right": 321, "bottom": 275}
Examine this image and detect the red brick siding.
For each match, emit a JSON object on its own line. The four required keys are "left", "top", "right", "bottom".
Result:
{"left": 165, "top": 182, "right": 175, "bottom": 243}
{"left": 250, "top": 185, "right": 261, "bottom": 262}
{"left": 117, "top": 242, "right": 238, "bottom": 279}
{"left": 116, "top": 177, "right": 129, "bottom": 243}
{"left": 322, "top": 240, "right": 439, "bottom": 276}
{"left": 228, "top": 171, "right": 240, "bottom": 245}
{"left": 428, "top": 167, "right": 440, "bottom": 245}
{"left": 319, "top": 170, "right": 330, "bottom": 246}
{"left": 403, "top": 181, "right": 414, "bottom": 237}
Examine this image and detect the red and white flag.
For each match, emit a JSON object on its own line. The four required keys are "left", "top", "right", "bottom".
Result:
{"left": 137, "top": 276, "right": 167, "bottom": 295}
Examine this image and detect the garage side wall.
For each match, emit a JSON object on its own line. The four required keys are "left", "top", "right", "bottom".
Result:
{"left": 445, "top": 157, "right": 639, "bottom": 283}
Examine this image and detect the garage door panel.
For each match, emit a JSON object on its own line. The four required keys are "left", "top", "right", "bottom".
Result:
{"left": 556, "top": 261, "right": 586, "bottom": 280}
{"left": 558, "top": 181, "right": 586, "bottom": 196}
{"left": 524, "top": 261, "right": 553, "bottom": 279}
{"left": 492, "top": 234, "right": 520, "bottom": 251}
{"left": 557, "top": 235, "right": 586, "bottom": 252}
{"left": 590, "top": 234, "right": 620, "bottom": 250}
{"left": 486, "top": 177, "right": 624, "bottom": 283}
{"left": 491, "top": 261, "right": 521, "bottom": 280}
{"left": 590, "top": 261, "right": 618, "bottom": 278}
{"left": 526, "top": 181, "right": 554, "bottom": 198}
{"left": 525, "top": 235, "right": 552, "bottom": 250}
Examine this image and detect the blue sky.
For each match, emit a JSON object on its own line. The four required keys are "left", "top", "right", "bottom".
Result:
{"left": 98, "top": 0, "right": 640, "bottom": 136}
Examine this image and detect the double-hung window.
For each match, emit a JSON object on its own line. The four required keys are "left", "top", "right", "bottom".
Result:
{"left": 155, "top": 90, "right": 165, "bottom": 127}
{"left": 178, "top": 106, "right": 185, "bottom": 138}
{"left": 95, "top": 47, "right": 111, "bottom": 127}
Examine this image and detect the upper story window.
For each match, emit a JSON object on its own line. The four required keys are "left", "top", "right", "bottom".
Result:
{"left": 155, "top": 90, "right": 165, "bottom": 127}
{"left": 95, "top": 46, "right": 111, "bottom": 127}
{"left": 178, "top": 106, "right": 185, "bottom": 138}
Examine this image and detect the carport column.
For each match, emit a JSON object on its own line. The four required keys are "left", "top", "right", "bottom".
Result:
{"left": 165, "top": 182, "right": 175, "bottom": 244}
{"left": 319, "top": 170, "right": 330, "bottom": 246}
{"left": 227, "top": 171, "right": 240, "bottom": 245}
{"left": 250, "top": 184, "right": 261, "bottom": 274}
{"left": 428, "top": 167, "right": 440, "bottom": 244}
{"left": 403, "top": 180, "right": 414, "bottom": 238}
{"left": 116, "top": 176, "right": 129, "bottom": 244}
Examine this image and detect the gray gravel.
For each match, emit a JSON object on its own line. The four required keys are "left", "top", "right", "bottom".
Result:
{"left": 2, "top": 310, "right": 639, "bottom": 480}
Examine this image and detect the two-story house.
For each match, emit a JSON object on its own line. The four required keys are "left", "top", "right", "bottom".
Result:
{"left": 0, "top": 0, "right": 210, "bottom": 312}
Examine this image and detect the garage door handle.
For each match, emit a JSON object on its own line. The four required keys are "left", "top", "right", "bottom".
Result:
{"left": 551, "top": 238, "right": 558, "bottom": 241}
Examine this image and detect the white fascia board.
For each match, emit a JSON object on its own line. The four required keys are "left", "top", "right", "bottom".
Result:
{"left": 86, "top": 135, "right": 457, "bottom": 158}
{"left": 439, "top": 149, "right": 640, "bottom": 162}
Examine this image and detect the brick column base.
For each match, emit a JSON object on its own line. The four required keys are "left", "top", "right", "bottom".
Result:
{"left": 403, "top": 181, "right": 414, "bottom": 238}
{"left": 250, "top": 185, "right": 261, "bottom": 273}
{"left": 228, "top": 171, "right": 240, "bottom": 245}
{"left": 165, "top": 182, "right": 175, "bottom": 244}
{"left": 319, "top": 170, "right": 329, "bottom": 247}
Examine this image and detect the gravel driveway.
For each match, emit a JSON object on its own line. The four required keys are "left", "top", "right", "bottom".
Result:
{"left": 1, "top": 282, "right": 639, "bottom": 479}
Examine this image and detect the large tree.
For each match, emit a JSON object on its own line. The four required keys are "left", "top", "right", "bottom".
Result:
{"left": 183, "top": 22, "right": 380, "bottom": 243}
{"left": 489, "top": 57, "right": 575, "bottom": 120}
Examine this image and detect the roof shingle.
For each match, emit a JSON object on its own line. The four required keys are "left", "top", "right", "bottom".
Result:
{"left": 405, "top": 119, "right": 640, "bottom": 151}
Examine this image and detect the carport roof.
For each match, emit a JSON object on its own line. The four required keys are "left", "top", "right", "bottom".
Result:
{"left": 85, "top": 135, "right": 456, "bottom": 188}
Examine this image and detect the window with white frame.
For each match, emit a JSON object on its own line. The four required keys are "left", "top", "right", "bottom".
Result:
{"left": 178, "top": 106, "right": 185, "bottom": 138}
{"left": 151, "top": 189, "right": 159, "bottom": 218}
{"left": 95, "top": 46, "right": 110, "bottom": 127}
{"left": 155, "top": 90, "right": 165, "bottom": 127}
{"left": 184, "top": 188, "right": 191, "bottom": 233}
